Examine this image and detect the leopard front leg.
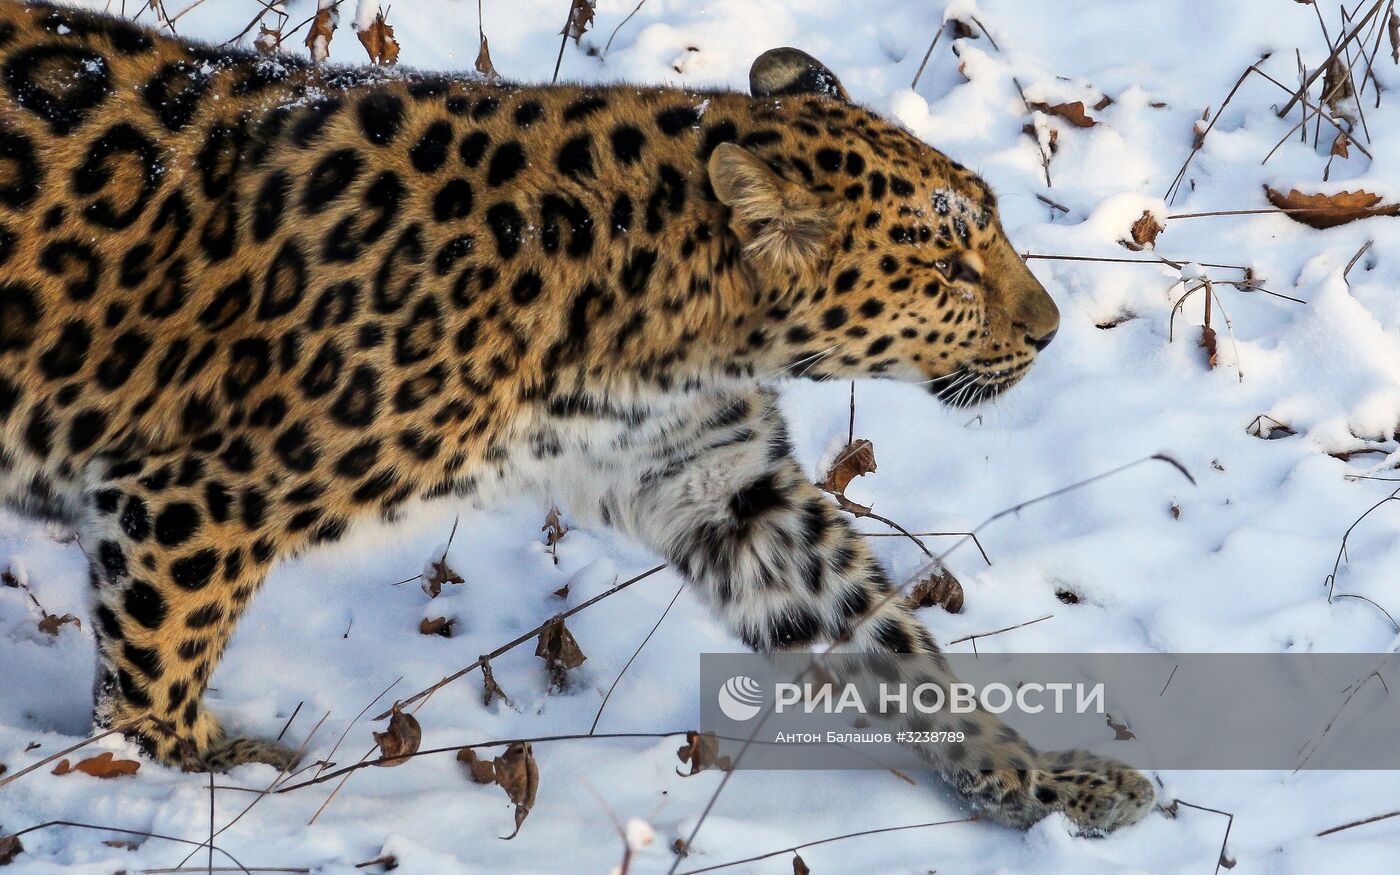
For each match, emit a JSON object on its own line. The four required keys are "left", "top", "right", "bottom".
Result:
{"left": 587, "top": 390, "right": 1153, "bottom": 834}
{"left": 82, "top": 455, "right": 299, "bottom": 772}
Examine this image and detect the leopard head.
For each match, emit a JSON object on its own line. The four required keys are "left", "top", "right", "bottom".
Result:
{"left": 709, "top": 49, "right": 1059, "bottom": 407}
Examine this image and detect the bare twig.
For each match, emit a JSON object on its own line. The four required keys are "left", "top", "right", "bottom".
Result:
{"left": 589, "top": 581, "right": 688, "bottom": 734}
{"left": 909, "top": 20, "right": 945, "bottom": 90}
{"left": 602, "top": 0, "right": 649, "bottom": 59}
{"left": 1170, "top": 799, "right": 1235, "bottom": 875}
{"left": 375, "top": 564, "right": 668, "bottom": 718}
{"left": 947, "top": 613, "right": 1054, "bottom": 647}
{"left": 673, "top": 816, "right": 977, "bottom": 874}
{"left": 1278, "top": 0, "right": 1386, "bottom": 117}
{"left": 0, "top": 821, "right": 250, "bottom": 873}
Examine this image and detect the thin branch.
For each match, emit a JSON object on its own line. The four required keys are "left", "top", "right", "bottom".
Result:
{"left": 602, "top": 0, "right": 648, "bottom": 59}
{"left": 0, "top": 821, "right": 250, "bottom": 873}
{"left": 375, "top": 564, "right": 668, "bottom": 718}
{"left": 947, "top": 613, "right": 1054, "bottom": 646}
{"left": 1171, "top": 800, "right": 1235, "bottom": 875}
{"left": 673, "top": 816, "right": 977, "bottom": 874}
{"left": 909, "top": 20, "right": 944, "bottom": 90}
{"left": 589, "top": 581, "right": 687, "bottom": 734}
{"left": 1277, "top": 0, "right": 1386, "bottom": 117}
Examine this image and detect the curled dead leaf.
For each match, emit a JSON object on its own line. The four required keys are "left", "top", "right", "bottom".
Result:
{"left": 1027, "top": 100, "right": 1098, "bottom": 128}
{"left": 1200, "top": 324, "right": 1219, "bottom": 369}
{"left": 419, "top": 616, "right": 453, "bottom": 638}
{"left": 536, "top": 617, "right": 587, "bottom": 690}
{"left": 1264, "top": 186, "right": 1400, "bottom": 229}
{"left": 37, "top": 612, "right": 80, "bottom": 636}
{"left": 493, "top": 741, "right": 539, "bottom": 839}
{"left": 560, "top": 0, "right": 595, "bottom": 43}
{"left": 0, "top": 834, "right": 22, "bottom": 866}
{"left": 676, "top": 730, "right": 732, "bottom": 776}
{"left": 1390, "top": 10, "right": 1399, "bottom": 63}
{"left": 457, "top": 746, "right": 497, "bottom": 784}
{"left": 1021, "top": 122, "right": 1060, "bottom": 155}
{"left": 422, "top": 556, "right": 464, "bottom": 599}
{"left": 304, "top": 2, "right": 338, "bottom": 63}
{"left": 481, "top": 658, "right": 510, "bottom": 707}
{"left": 254, "top": 24, "right": 282, "bottom": 56}
{"left": 1107, "top": 713, "right": 1136, "bottom": 741}
{"left": 792, "top": 853, "right": 811, "bottom": 875}
{"left": 905, "top": 566, "right": 965, "bottom": 614}
{"left": 819, "top": 439, "right": 876, "bottom": 512}
{"left": 475, "top": 32, "right": 499, "bottom": 79}
{"left": 356, "top": 9, "right": 400, "bottom": 66}
{"left": 542, "top": 506, "right": 569, "bottom": 564}
{"left": 52, "top": 751, "right": 140, "bottom": 778}
{"left": 372, "top": 705, "right": 422, "bottom": 766}
{"left": 1122, "top": 210, "right": 1164, "bottom": 251}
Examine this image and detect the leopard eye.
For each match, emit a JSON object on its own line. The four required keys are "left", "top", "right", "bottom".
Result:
{"left": 937, "top": 256, "right": 981, "bottom": 285}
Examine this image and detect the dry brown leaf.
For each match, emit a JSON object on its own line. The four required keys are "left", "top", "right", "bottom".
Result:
{"left": 481, "top": 658, "right": 510, "bottom": 707}
{"left": 536, "top": 617, "right": 587, "bottom": 690}
{"left": 542, "top": 506, "right": 569, "bottom": 564}
{"left": 304, "top": 3, "right": 338, "bottom": 64}
{"left": 372, "top": 705, "right": 422, "bottom": 766}
{"left": 1169, "top": 502, "right": 1181, "bottom": 520}
{"left": 1092, "top": 94, "right": 1114, "bottom": 111}
{"left": 560, "top": 0, "right": 595, "bottom": 44}
{"left": 103, "top": 838, "right": 142, "bottom": 851}
{"left": 457, "top": 746, "right": 497, "bottom": 784}
{"left": 1020, "top": 122, "right": 1060, "bottom": 155}
{"left": 676, "top": 730, "right": 732, "bottom": 776}
{"left": 820, "top": 439, "right": 876, "bottom": 497}
{"left": 1264, "top": 186, "right": 1400, "bottom": 229}
{"left": 1192, "top": 107, "right": 1210, "bottom": 149}
{"left": 254, "top": 24, "right": 282, "bottom": 56}
{"left": 52, "top": 751, "right": 140, "bottom": 778}
{"left": 792, "top": 853, "right": 811, "bottom": 875}
{"left": 475, "top": 32, "right": 499, "bottom": 79}
{"left": 1330, "top": 130, "right": 1351, "bottom": 159}
{"left": 551, "top": 583, "right": 570, "bottom": 599}
{"left": 357, "top": 10, "right": 400, "bottom": 66}
{"left": 1107, "top": 713, "right": 1136, "bottom": 741}
{"left": 419, "top": 616, "right": 453, "bottom": 638}
{"left": 0, "top": 763, "right": 6, "bottom": 777}
{"left": 1390, "top": 10, "right": 1399, "bottom": 63}
{"left": 947, "top": 18, "right": 978, "bottom": 39}
{"left": 1, "top": 570, "right": 18, "bottom": 587}
{"left": 422, "top": 556, "right": 464, "bottom": 599}
{"left": 1200, "top": 324, "right": 1219, "bottom": 369}
{"left": 1122, "top": 210, "right": 1163, "bottom": 251}
{"left": 1028, "top": 100, "right": 1097, "bottom": 128}
{"left": 1055, "top": 588, "right": 1081, "bottom": 605}
{"left": 905, "top": 566, "right": 965, "bottom": 614}
{"left": 37, "top": 612, "right": 80, "bottom": 636}
{"left": 358, "top": 854, "right": 399, "bottom": 871}
{"left": 0, "top": 835, "right": 21, "bottom": 866}
{"left": 493, "top": 741, "right": 539, "bottom": 839}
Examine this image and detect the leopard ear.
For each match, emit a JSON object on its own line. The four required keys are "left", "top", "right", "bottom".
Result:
{"left": 708, "top": 143, "right": 831, "bottom": 278}
{"left": 749, "top": 47, "right": 849, "bottom": 101}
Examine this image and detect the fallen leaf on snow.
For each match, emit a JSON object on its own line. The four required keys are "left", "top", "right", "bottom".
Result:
{"left": 1027, "top": 100, "right": 1098, "bottom": 128}
{"left": 536, "top": 617, "right": 587, "bottom": 690}
{"left": 304, "top": 2, "right": 338, "bottom": 63}
{"left": 1122, "top": 210, "right": 1164, "bottom": 251}
{"left": 457, "top": 746, "right": 497, "bottom": 784}
{"left": 372, "top": 705, "right": 422, "bottom": 766}
{"left": 37, "top": 612, "right": 80, "bottom": 636}
{"left": 419, "top": 616, "right": 453, "bottom": 638}
{"left": 906, "top": 566, "right": 965, "bottom": 614}
{"left": 1264, "top": 186, "right": 1400, "bottom": 229}
{"left": 422, "top": 556, "right": 464, "bottom": 599}
{"left": 676, "top": 730, "right": 732, "bottom": 776}
{"left": 0, "top": 835, "right": 22, "bottom": 865}
{"left": 52, "top": 752, "right": 140, "bottom": 778}
{"left": 493, "top": 741, "right": 539, "bottom": 839}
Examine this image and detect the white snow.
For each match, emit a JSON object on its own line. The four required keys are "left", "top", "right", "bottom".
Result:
{"left": 4, "top": 0, "right": 1400, "bottom": 872}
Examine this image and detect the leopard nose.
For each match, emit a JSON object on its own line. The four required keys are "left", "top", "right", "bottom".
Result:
{"left": 1028, "top": 327, "right": 1057, "bottom": 351}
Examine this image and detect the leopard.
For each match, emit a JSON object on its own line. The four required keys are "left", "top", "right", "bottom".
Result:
{"left": 0, "top": 0, "right": 1153, "bottom": 836}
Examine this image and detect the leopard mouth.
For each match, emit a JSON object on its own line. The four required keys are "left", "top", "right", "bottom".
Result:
{"left": 925, "top": 362, "right": 1030, "bottom": 408}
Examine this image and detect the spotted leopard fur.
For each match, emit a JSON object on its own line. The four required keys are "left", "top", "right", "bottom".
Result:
{"left": 0, "top": 1, "right": 1150, "bottom": 833}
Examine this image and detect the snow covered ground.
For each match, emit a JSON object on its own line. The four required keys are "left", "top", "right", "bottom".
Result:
{"left": 4, "top": 0, "right": 1400, "bottom": 871}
